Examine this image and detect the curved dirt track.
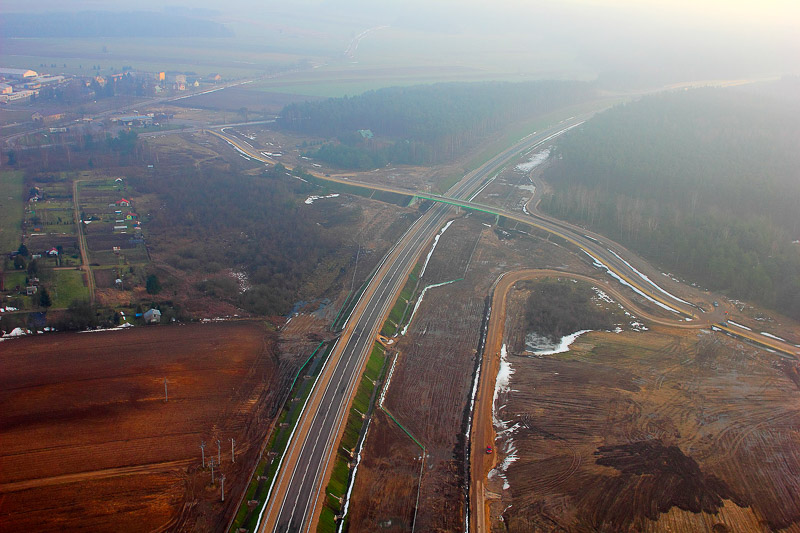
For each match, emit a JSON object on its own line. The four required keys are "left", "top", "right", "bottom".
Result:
{"left": 469, "top": 268, "right": 711, "bottom": 533}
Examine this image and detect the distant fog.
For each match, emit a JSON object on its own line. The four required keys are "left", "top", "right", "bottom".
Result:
{"left": 2, "top": 0, "right": 797, "bottom": 88}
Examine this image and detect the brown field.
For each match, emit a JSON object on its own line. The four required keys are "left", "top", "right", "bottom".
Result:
{"left": 488, "top": 283, "right": 800, "bottom": 532}
{"left": 0, "top": 321, "right": 289, "bottom": 532}
{"left": 347, "top": 215, "right": 590, "bottom": 532}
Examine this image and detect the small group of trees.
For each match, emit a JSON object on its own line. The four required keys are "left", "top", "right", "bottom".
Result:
{"left": 522, "top": 279, "right": 614, "bottom": 342}
{"left": 128, "top": 160, "right": 358, "bottom": 316}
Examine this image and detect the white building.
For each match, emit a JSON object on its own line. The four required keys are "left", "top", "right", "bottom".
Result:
{"left": 0, "top": 67, "right": 38, "bottom": 79}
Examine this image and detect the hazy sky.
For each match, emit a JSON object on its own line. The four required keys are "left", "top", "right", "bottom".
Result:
{"left": 3, "top": 0, "right": 798, "bottom": 85}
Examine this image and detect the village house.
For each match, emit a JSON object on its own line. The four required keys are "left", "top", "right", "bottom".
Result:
{"left": 143, "top": 308, "right": 161, "bottom": 324}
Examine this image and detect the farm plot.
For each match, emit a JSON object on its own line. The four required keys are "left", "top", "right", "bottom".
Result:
{"left": 49, "top": 269, "right": 89, "bottom": 308}
{"left": 0, "top": 321, "right": 291, "bottom": 533}
{"left": 26, "top": 234, "right": 80, "bottom": 263}
{"left": 488, "top": 283, "right": 800, "bottom": 532}
{"left": 347, "top": 215, "right": 586, "bottom": 531}
{"left": 86, "top": 234, "right": 148, "bottom": 267}
{"left": 0, "top": 171, "right": 24, "bottom": 254}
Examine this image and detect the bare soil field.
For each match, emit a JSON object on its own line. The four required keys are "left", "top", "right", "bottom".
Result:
{"left": 347, "top": 214, "right": 591, "bottom": 531}
{"left": 0, "top": 321, "right": 289, "bottom": 532}
{"left": 488, "top": 283, "right": 800, "bottom": 532}
{"left": 345, "top": 412, "right": 423, "bottom": 532}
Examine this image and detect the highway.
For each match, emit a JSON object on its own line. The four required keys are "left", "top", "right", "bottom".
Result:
{"left": 216, "top": 118, "right": 593, "bottom": 532}
{"left": 212, "top": 117, "right": 799, "bottom": 532}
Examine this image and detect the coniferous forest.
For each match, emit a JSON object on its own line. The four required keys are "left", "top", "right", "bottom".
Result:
{"left": 278, "top": 81, "right": 595, "bottom": 168}
{"left": 540, "top": 82, "right": 800, "bottom": 319}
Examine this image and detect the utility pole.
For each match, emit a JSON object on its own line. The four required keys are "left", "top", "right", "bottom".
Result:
{"left": 220, "top": 474, "right": 226, "bottom": 501}
{"left": 230, "top": 437, "right": 235, "bottom": 463}
{"left": 210, "top": 458, "right": 215, "bottom": 484}
{"left": 164, "top": 378, "right": 168, "bottom": 402}
{"left": 200, "top": 441, "right": 206, "bottom": 468}
{"left": 216, "top": 438, "right": 221, "bottom": 465}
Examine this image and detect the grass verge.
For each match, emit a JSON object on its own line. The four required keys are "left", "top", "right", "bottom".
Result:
{"left": 51, "top": 269, "right": 90, "bottom": 308}
{"left": 317, "top": 342, "right": 387, "bottom": 533}
{"left": 229, "top": 341, "right": 333, "bottom": 533}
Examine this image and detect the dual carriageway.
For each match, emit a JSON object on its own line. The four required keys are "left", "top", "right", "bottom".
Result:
{"left": 212, "top": 119, "right": 799, "bottom": 533}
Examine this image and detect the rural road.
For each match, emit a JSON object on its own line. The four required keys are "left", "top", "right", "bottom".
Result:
{"left": 72, "top": 179, "right": 96, "bottom": 304}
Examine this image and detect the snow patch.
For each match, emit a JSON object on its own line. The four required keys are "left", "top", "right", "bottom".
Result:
{"left": 232, "top": 271, "right": 251, "bottom": 293}
{"left": 727, "top": 320, "right": 752, "bottom": 331}
{"left": 304, "top": 193, "right": 339, "bottom": 205}
{"left": 400, "top": 278, "right": 460, "bottom": 336}
{"left": 5, "top": 327, "right": 30, "bottom": 337}
{"left": 526, "top": 330, "right": 591, "bottom": 355}
{"left": 608, "top": 249, "right": 693, "bottom": 306}
{"left": 419, "top": 220, "right": 453, "bottom": 278}
{"left": 761, "top": 331, "right": 787, "bottom": 342}
{"left": 78, "top": 323, "right": 134, "bottom": 333}
{"left": 490, "top": 345, "right": 522, "bottom": 490}
{"left": 493, "top": 345, "right": 515, "bottom": 428}
{"left": 515, "top": 148, "right": 550, "bottom": 173}
{"left": 584, "top": 251, "right": 681, "bottom": 314}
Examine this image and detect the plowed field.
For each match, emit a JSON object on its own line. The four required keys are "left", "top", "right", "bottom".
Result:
{"left": 0, "top": 321, "right": 280, "bottom": 532}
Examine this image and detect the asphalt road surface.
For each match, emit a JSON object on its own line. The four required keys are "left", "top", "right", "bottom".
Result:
{"left": 252, "top": 119, "right": 592, "bottom": 532}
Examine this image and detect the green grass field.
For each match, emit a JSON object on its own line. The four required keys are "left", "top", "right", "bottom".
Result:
{"left": 0, "top": 172, "right": 25, "bottom": 254}
{"left": 3, "top": 271, "right": 27, "bottom": 291}
{"left": 51, "top": 269, "right": 89, "bottom": 308}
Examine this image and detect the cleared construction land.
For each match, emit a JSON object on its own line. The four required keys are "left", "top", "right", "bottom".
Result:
{"left": 484, "top": 278, "right": 800, "bottom": 532}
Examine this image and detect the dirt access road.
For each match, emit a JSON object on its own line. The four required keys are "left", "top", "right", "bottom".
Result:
{"left": 469, "top": 268, "right": 715, "bottom": 533}
{"left": 72, "top": 178, "right": 95, "bottom": 304}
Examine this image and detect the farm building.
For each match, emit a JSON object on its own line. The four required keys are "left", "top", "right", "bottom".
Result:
{"left": 116, "top": 198, "right": 131, "bottom": 207}
{"left": 143, "top": 309, "right": 161, "bottom": 324}
{"left": 0, "top": 83, "right": 11, "bottom": 95}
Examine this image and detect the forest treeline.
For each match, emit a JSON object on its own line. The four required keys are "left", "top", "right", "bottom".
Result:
{"left": 278, "top": 81, "right": 595, "bottom": 168}
{"left": 540, "top": 85, "right": 800, "bottom": 319}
